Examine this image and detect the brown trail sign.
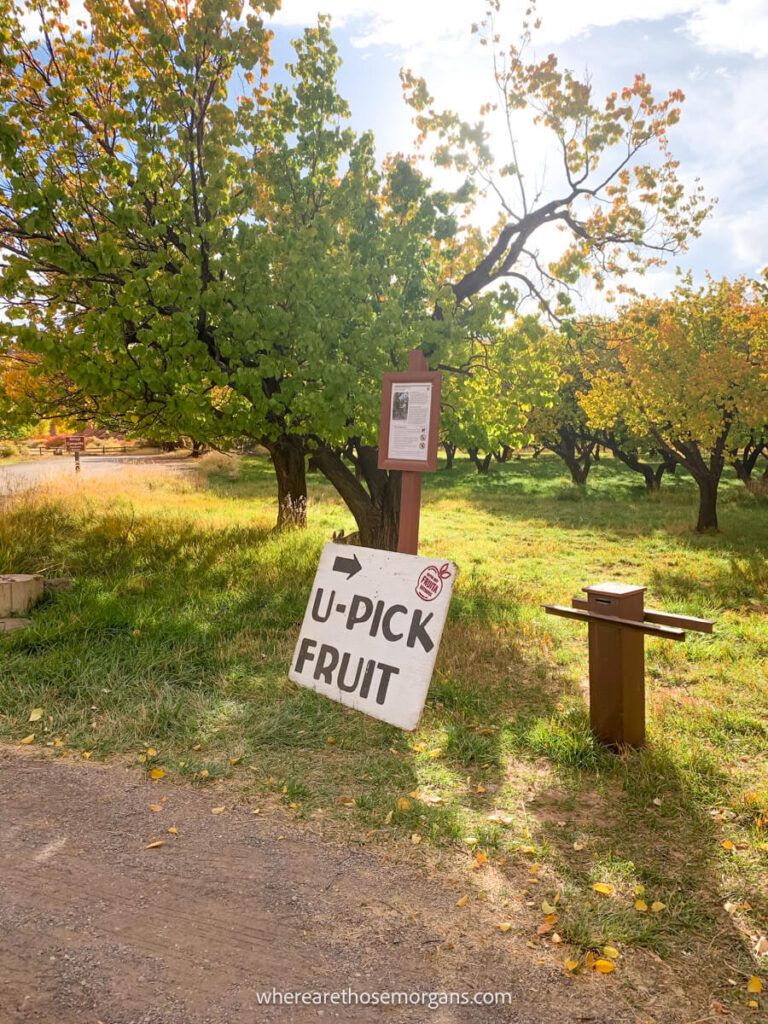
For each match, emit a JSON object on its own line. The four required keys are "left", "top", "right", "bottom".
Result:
{"left": 378, "top": 348, "right": 441, "bottom": 555}
{"left": 544, "top": 582, "right": 714, "bottom": 748}
{"left": 289, "top": 349, "right": 455, "bottom": 730}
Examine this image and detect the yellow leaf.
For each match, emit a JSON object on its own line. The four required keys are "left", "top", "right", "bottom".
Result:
{"left": 146, "top": 747, "right": 157, "bottom": 757}
{"left": 148, "top": 804, "right": 162, "bottom": 813}
{"left": 722, "top": 839, "right": 735, "bottom": 851}
{"left": 326, "top": 737, "right": 335, "bottom": 745}
{"left": 551, "top": 933, "right": 562, "bottom": 944}
{"left": 519, "top": 845, "right": 536, "bottom": 854}
{"left": 565, "top": 959, "right": 580, "bottom": 972}
{"left": 651, "top": 901, "right": 666, "bottom": 914}
{"left": 167, "top": 826, "right": 179, "bottom": 835}
{"left": 542, "top": 901, "right": 556, "bottom": 915}
{"left": 144, "top": 840, "right": 164, "bottom": 850}
{"left": 496, "top": 922, "right": 513, "bottom": 933}
{"left": 396, "top": 798, "right": 411, "bottom": 812}
{"left": 289, "top": 802, "right": 299, "bottom": 810}
{"left": 475, "top": 783, "right": 486, "bottom": 794}
{"left": 82, "top": 751, "right": 92, "bottom": 760}
{"left": 192, "top": 743, "right": 202, "bottom": 751}
{"left": 592, "top": 883, "right": 614, "bottom": 896}
{"left": 473, "top": 852, "right": 488, "bottom": 869}
{"left": 594, "top": 959, "right": 615, "bottom": 974}
{"left": 463, "top": 836, "right": 479, "bottom": 845}
{"left": 747, "top": 976, "right": 763, "bottom": 994}
{"left": 748, "top": 1000, "right": 758, "bottom": 1009}
{"left": 53, "top": 738, "right": 64, "bottom": 749}
{"left": 635, "top": 899, "right": 649, "bottom": 912}
{"left": 529, "top": 863, "right": 543, "bottom": 875}
{"left": 603, "top": 946, "right": 620, "bottom": 959}
{"left": 410, "top": 833, "right": 422, "bottom": 844}
{"left": 19, "top": 734, "right": 35, "bottom": 745}
{"left": 427, "top": 748, "right": 442, "bottom": 759}
{"left": 149, "top": 768, "right": 165, "bottom": 780}
{"left": 573, "top": 841, "right": 585, "bottom": 851}
{"left": 455, "top": 895, "right": 469, "bottom": 908}
{"left": 211, "top": 806, "right": 226, "bottom": 815}
{"left": 28, "top": 708, "right": 44, "bottom": 723}
{"left": 634, "top": 884, "right": 645, "bottom": 896}
{"left": 384, "top": 811, "right": 393, "bottom": 824}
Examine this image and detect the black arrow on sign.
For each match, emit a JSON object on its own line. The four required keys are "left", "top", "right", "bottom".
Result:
{"left": 333, "top": 553, "right": 362, "bottom": 579}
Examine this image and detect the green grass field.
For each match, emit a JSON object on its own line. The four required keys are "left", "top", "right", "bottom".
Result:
{"left": 1, "top": 453, "right": 766, "bottom": 1011}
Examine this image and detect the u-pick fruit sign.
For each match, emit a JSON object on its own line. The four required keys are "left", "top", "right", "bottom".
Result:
{"left": 289, "top": 543, "right": 457, "bottom": 730}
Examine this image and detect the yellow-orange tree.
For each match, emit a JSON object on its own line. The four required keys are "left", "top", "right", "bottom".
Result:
{"left": 582, "top": 276, "right": 768, "bottom": 531}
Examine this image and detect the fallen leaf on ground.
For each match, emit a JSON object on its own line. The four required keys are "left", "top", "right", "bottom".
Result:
{"left": 565, "top": 959, "right": 579, "bottom": 972}
{"left": 167, "top": 826, "right": 179, "bottom": 835}
{"left": 496, "top": 922, "right": 512, "bottom": 933}
{"left": 635, "top": 900, "right": 649, "bottom": 912}
{"left": 487, "top": 813, "right": 514, "bottom": 825}
{"left": 455, "top": 895, "right": 469, "bottom": 908}
{"left": 747, "top": 976, "right": 763, "bottom": 994}
{"left": 144, "top": 840, "right": 164, "bottom": 850}
{"left": 148, "top": 804, "right": 162, "bottom": 813}
{"left": 229, "top": 757, "right": 241, "bottom": 766}
{"left": 473, "top": 852, "right": 488, "bottom": 869}
{"left": 722, "top": 839, "right": 735, "bottom": 851}
{"left": 551, "top": 933, "right": 562, "bottom": 944}
{"left": 28, "top": 709, "right": 43, "bottom": 723}
{"left": 396, "top": 798, "right": 411, "bottom": 812}
{"left": 573, "top": 841, "right": 585, "bottom": 851}
{"left": 19, "top": 735, "right": 35, "bottom": 745}
{"left": 146, "top": 747, "right": 157, "bottom": 757}
{"left": 211, "top": 806, "right": 226, "bottom": 815}
{"left": 594, "top": 959, "right": 615, "bottom": 974}
{"left": 410, "top": 833, "right": 422, "bottom": 845}
{"left": 634, "top": 884, "right": 645, "bottom": 896}
{"left": 651, "top": 901, "right": 666, "bottom": 913}
{"left": 603, "top": 946, "right": 620, "bottom": 959}
{"left": 53, "top": 738, "right": 64, "bottom": 749}
{"left": 756, "top": 936, "right": 768, "bottom": 955}
{"left": 592, "top": 883, "right": 614, "bottom": 896}
{"left": 542, "top": 901, "right": 556, "bottom": 915}
{"left": 82, "top": 751, "right": 92, "bottom": 759}
{"left": 149, "top": 768, "right": 165, "bottom": 780}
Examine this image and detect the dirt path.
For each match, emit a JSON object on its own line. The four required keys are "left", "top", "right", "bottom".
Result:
{"left": 0, "top": 750, "right": 634, "bottom": 1024}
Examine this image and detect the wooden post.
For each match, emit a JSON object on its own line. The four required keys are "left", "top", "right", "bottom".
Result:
{"left": 397, "top": 349, "right": 427, "bottom": 555}
{"left": 543, "top": 583, "right": 714, "bottom": 750}
{"left": 584, "top": 583, "right": 647, "bottom": 748}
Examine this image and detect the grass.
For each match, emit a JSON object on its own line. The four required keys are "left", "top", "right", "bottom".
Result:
{"left": 1, "top": 451, "right": 766, "bottom": 1015}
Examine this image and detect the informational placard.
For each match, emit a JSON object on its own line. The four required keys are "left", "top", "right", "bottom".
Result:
{"left": 387, "top": 382, "right": 432, "bottom": 462}
{"left": 289, "top": 543, "right": 457, "bottom": 730}
{"left": 378, "top": 370, "right": 441, "bottom": 472}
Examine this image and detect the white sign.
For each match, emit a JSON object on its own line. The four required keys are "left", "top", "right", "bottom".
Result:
{"left": 289, "top": 543, "right": 456, "bottom": 730}
{"left": 387, "top": 382, "right": 432, "bottom": 462}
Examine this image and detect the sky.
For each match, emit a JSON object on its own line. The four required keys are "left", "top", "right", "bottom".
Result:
{"left": 267, "top": 0, "right": 768, "bottom": 307}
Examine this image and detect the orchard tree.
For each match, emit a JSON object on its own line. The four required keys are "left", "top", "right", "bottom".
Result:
{"left": 401, "top": 0, "right": 711, "bottom": 320}
{"left": 582, "top": 276, "right": 768, "bottom": 531}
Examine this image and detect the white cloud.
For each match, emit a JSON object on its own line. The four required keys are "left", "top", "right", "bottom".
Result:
{"left": 687, "top": 1, "right": 768, "bottom": 58}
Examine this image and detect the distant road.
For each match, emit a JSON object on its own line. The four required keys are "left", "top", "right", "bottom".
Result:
{"left": 0, "top": 454, "right": 194, "bottom": 496}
